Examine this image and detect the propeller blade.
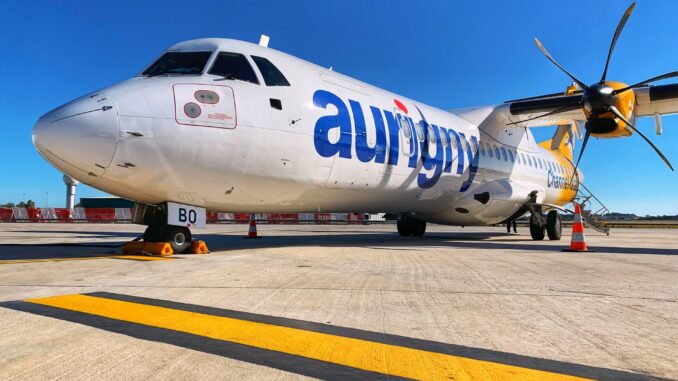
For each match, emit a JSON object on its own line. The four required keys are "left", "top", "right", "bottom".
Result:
{"left": 533, "top": 38, "right": 588, "bottom": 90}
{"left": 600, "top": 3, "right": 636, "bottom": 82}
{"left": 608, "top": 105, "right": 674, "bottom": 170}
{"left": 507, "top": 103, "right": 582, "bottom": 126}
{"left": 571, "top": 129, "right": 591, "bottom": 184}
{"left": 505, "top": 90, "right": 581, "bottom": 104}
{"left": 612, "top": 71, "right": 678, "bottom": 95}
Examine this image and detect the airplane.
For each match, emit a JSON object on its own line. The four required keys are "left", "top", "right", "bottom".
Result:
{"left": 32, "top": 3, "right": 678, "bottom": 253}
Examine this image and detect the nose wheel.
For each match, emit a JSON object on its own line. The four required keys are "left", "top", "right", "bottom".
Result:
{"left": 143, "top": 224, "right": 192, "bottom": 253}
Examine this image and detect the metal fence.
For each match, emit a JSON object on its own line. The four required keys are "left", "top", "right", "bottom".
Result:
{"left": 0, "top": 208, "right": 373, "bottom": 224}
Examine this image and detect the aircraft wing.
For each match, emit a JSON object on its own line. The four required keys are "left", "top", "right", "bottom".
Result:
{"left": 634, "top": 83, "right": 678, "bottom": 117}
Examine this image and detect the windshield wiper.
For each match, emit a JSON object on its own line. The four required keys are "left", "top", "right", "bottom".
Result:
{"left": 145, "top": 71, "right": 201, "bottom": 78}
{"left": 213, "top": 73, "right": 235, "bottom": 82}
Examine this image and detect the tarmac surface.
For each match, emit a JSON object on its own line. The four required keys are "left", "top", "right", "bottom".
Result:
{"left": 0, "top": 223, "right": 676, "bottom": 380}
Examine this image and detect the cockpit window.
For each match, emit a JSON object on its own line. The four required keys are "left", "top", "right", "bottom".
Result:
{"left": 251, "top": 56, "right": 291, "bottom": 86}
{"left": 208, "top": 52, "right": 259, "bottom": 84}
{"left": 142, "top": 52, "right": 212, "bottom": 77}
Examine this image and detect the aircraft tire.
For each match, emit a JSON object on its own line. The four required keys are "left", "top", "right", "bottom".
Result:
{"left": 163, "top": 225, "right": 192, "bottom": 254}
{"left": 143, "top": 225, "right": 163, "bottom": 243}
{"left": 546, "top": 210, "right": 562, "bottom": 240}
{"left": 529, "top": 213, "right": 545, "bottom": 241}
{"left": 397, "top": 219, "right": 410, "bottom": 236}
{"left": 397, "top": 217, "right": 426, "bottom": 237}
{"left": 411, "top": 219, "right": 426, "bottom": 237}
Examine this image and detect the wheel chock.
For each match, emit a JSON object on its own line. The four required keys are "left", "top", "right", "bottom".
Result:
{"left": 123, "top": 241, "right": 145, "bottom": 254}
{"left": 189, "top": 240, "right": 209, "bottom": 254}
{"left": 122, "top": 241, "right": 174, "bottom": 257}
{"left": 143, "top": 242, "right": 174, "bottom": 257}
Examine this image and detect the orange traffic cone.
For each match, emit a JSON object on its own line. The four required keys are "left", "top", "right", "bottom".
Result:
{"left": 563, "top": 203, "right": 590, "bottom": 252}
{"left": 245, "top": 213, "right": 259, "bottom": 238}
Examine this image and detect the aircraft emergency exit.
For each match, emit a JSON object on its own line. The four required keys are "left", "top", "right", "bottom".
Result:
{"left": 32, "top": 3, "right": 678, "bottom": 253}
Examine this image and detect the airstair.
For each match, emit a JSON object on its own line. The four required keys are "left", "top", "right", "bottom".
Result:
{"left": 576, "top": 183, "right": 610, "bottom": 235}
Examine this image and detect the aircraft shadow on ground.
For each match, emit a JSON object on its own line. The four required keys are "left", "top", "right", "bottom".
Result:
{"left": 0, "top": 230, "right": 142, "bottom": 260}
{"left": 194, "top": 231, "right": 678, "bottom": 256}
{"left": 0, "top": 229, "right": 675, "bottom": 261}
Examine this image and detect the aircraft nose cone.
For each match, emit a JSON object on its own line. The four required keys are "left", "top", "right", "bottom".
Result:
{"left": 33, "top": 93, "right": 118, "bottom": 181}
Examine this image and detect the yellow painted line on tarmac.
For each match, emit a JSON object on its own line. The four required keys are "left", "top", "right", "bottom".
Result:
{"left": 26, "top": 294, "right": 591, "bottom": 381}
{"left": 0, "top": 255, "right": 173, "bottom": 264}
{"left": 112, "top": 255, "right": 174, "bottom": 261}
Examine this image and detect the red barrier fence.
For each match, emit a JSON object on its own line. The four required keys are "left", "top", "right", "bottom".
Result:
{"left": 0, "top": 207, "right": 369, "bottom": 224}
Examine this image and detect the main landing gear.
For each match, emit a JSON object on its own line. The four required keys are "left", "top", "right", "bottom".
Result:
{"left": 397, "top": 215, "right": 427, "bottom": 237}
{"left": 529, "top": 209, "right": 562, "bottom": 241}
{"left": 133, "top": 203, "right": 193, "bottom": 253}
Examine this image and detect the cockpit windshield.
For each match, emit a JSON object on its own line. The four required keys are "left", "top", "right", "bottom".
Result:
{"left": 142, "top": 51, "right": 212, "bottom": 77}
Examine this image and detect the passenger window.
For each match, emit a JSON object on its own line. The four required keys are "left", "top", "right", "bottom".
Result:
{"left": 488, "top": 145, "right": 493, "bottom": 158}
{"left": 494, "top": 147, "right": 501, "bottom": 159}
{"left": 479, "top": 142, "right": 485, "bottom": 155}
{"left": 501, "top": 147, "right": 508, "bottom": 161}
{"left": 209, "top": 52, "right": 259, "bottom": 84}
{"left": 251, "top": 56, "right": 290, "bottom": 86}
{"left": 427, "top": 126, "right": 437, "bottom": 145}
{"left": 440, "top": 130, "right": 448, "bottom": 148}
{"left": 415, "top": 123, "right": 425, "bottom": 142}
{"left": 508, "top": 150, "right": 514, "bottom": 162}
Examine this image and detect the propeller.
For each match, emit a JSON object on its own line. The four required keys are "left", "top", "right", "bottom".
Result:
{"left": 524, "top": 2, "right": 674, "bottom": 174}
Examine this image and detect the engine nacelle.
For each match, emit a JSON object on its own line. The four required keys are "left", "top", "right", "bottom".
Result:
{"left": 585, "top": 81, "right": 636, "bottom": 138}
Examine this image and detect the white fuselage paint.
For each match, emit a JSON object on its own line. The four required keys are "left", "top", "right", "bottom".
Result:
{"left": 32, "top": 38, "right": 579, "bottom": 226}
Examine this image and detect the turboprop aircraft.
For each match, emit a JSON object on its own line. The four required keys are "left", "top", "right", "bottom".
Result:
{"left": 32, "top": 3, "right": 678, "bottom": 253}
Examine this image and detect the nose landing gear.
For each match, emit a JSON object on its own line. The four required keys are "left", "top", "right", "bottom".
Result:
{"left": 131, "top": 203, "right": 206, "bottom": 255}
{"left": 143, "top": 224, "right": 192, "bottom": 253}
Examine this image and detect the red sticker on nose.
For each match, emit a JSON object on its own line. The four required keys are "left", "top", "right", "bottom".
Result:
{"left": 394, "top": 99, "right": 408, "bottom": 114}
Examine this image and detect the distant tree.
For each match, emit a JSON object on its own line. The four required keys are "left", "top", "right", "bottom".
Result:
{"left": 75, "top": 202, "right": 82, "bottom": 207}
{"left": 26, "top": 200, "right": 36, "bottom": 208}
{"left": 18, "top": 201, "right": 26, "bottom": 208}
{"left": 1, "top": 202, "right": 16, "bottom": 208}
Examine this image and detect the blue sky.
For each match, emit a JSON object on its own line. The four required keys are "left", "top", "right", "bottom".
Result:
{"left": 1, "top": 0, "right": 677, "bottom": 215}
